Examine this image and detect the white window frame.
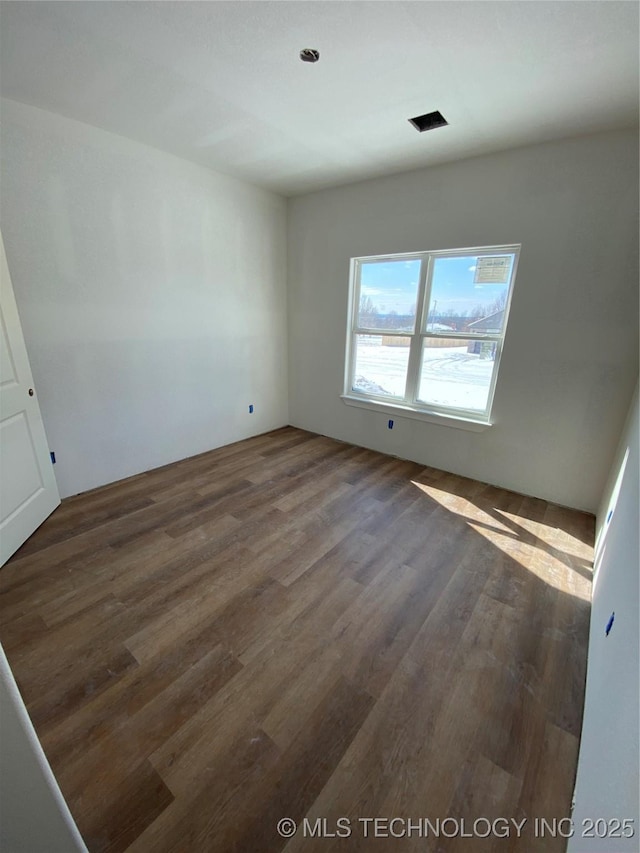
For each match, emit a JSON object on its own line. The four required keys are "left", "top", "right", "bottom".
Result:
{"left": 342, "top": 244, "right": 521, "bottom": 429}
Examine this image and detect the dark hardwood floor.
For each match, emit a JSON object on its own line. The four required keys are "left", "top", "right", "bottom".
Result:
{"left": 0, "top": 427, "right": 594, "bottom": 852}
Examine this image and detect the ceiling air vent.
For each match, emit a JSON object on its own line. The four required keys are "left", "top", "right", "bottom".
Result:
{"left": 408, "top": 110, "right": 448, "bottom": 132}
{"left": 300, "top": 48, "right": 320, "bottom": 63}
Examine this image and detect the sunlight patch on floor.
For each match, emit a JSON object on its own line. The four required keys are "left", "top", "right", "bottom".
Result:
{"left": 411, "top": 481, "right": 514, "bottom": 533}
{"left": 411, "top": 480, "right": 592, "bottom": 602}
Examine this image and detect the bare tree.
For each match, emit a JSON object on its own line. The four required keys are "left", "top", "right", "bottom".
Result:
{"left": 359, "top": 295, "right": 377, "bottom": 315}
{"left": 488, "top": 291, "right": 507, "bottom": 314}
{"left": 359, "top": 295, "right": 379, "bottom": 326}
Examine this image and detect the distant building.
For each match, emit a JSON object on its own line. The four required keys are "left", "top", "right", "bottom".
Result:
{"left": 426, "top": 322, "right": 455, "bottom": 332}
{"left": 466, "top": 310, "right": 504, "bottom": 334}
{"left": 466, "top": 310, "right": 504, "bottom": 357}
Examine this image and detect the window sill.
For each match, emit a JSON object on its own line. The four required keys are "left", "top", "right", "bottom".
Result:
{"left": 340, "top": 394, "right": 492, "bottom": 432}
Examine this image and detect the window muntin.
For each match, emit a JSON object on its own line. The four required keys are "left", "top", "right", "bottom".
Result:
{"left": 346, "top": 245, "right": 519, "bottom": 422}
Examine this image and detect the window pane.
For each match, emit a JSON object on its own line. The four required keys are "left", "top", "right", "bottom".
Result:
{"left": 358, "top": 259, "right": 421, "bottom": 331}
{"left": 426, "top": 254, "right": 514, "bottom": 335}
{"left": 418, "top": 338, "right": 496, "bottom": 412}
{"left": 352, "top": 334, "right": 410, "bottom": 398}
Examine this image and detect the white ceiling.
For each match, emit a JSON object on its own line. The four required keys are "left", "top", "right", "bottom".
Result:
{"left": 0, "top": 1, "right": 638, "bottom": 196}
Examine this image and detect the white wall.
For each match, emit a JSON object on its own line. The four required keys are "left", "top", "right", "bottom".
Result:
{"left": 0, "top": 98, "right": 288, "bottom": 498}
{"left": 287, "top": 130, "right": 639, "bottom": 512}
{"left": 568, "top": 382, "right": 639, "bottom": 851}
{"left": 0, "top": 644, "right": 87, "bottom": 852}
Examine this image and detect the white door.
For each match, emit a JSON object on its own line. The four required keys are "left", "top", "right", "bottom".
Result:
{"left": 0, "top": 230, "right": 60, "bottom": 566}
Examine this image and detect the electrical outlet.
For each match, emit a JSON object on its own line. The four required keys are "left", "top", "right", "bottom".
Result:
{"left": 249, "top": 404, "right": 254, "bottom": 414}
{"left": 388, "top": 419, "right": 394, "bottom": 429}
{"left": 50, "top": 451, "right": 56, "bottom": 464}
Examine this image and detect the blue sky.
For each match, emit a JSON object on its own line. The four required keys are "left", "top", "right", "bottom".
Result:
{"left": 360, "top": 255, "right": 512, "bottom": 316}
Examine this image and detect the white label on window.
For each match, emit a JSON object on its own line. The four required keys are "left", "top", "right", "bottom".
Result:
{"left": 474, "top": 256, "right": 510, "bottom": 284}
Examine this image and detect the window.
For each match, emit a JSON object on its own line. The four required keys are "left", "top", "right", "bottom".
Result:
{"left": 343, "top": 245, "right": 520, "bottom": 425}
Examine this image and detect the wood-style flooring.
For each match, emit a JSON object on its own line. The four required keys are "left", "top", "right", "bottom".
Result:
{"left": 0, "top": 427, "right": 594, "bottom": 853}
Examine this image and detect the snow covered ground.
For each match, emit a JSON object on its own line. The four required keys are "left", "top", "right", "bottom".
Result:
{"left": 353, "top": 340, "right": 493, "bottom": 411}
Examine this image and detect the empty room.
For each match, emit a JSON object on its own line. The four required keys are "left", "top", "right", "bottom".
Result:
{"left": 0, "top": 2, "right": 638, "bottom": 852}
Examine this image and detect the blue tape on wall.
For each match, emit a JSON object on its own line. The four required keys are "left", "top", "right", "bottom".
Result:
{"left": 605, "top": 612, "right": 615, "bottom": 636}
